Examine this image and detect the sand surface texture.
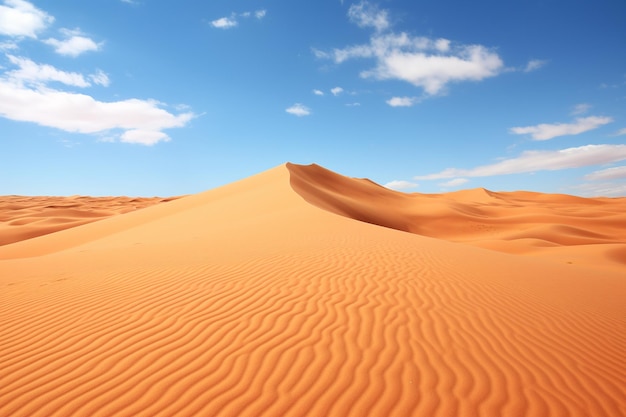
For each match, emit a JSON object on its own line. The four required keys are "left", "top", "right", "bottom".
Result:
{"left": 0, "top": 196, "right": 178, "bottom": 247}
{"left": 1, "top": 163, "right": 625, "bottom": 417}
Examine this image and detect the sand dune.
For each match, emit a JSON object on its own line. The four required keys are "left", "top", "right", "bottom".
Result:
{"left": 290, "top": 163, "right": 626, "bottom": 271}
{"left": 0, "top": 163, "right": 624, "bottom": 417}
{"left": 0, "top": 195, "right": 178, "bottom": 247}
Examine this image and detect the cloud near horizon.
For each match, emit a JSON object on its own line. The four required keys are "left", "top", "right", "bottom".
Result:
{"left": 314, "top": 1, "right": 504, "bottom": 96}
{"left": 510, "top": 116, "right": 613, "bottom": 141}
{"left": 439, "top": 178, "right": 469, "bottom": 187}
{"left": 384, "top": 180, "right": 418, "bottom": 190}
{"left": 414, "top": 144, "right": 626, "bottom": 180}
{"left": 584, "top": 165, "right": 626, "bottom": 181}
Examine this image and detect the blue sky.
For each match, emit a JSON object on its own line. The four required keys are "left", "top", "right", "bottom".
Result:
{"left": 1, "top": 0, "right": 625, "bottom": 197}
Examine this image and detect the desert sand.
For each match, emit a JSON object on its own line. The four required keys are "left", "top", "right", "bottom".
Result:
{"left": 0, "top": 195, "right": 178, "bottom": 247}
{"left": 0, "top": 163, "right": 624, "bottom": 417}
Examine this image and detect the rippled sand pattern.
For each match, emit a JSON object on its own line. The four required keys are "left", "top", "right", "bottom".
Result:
{"left": 1, "top": 163, "right": 624, "bottom": 416}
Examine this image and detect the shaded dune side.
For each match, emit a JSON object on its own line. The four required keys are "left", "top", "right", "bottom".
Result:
{"left": 1, "top": 163, "right": 625, "bottom": 417}
{"left": 287, "top": 163, "right": 626, "bottom": 267}
{"left": 0, "top": 196, "right": 179, "bottom": 247}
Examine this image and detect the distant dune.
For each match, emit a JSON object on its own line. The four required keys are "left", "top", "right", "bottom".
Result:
{"left": 0, "top": 195, "right": 178, "bottom": 247}
{"left": 1, "top": 163, "right": 624, "bottom": 417}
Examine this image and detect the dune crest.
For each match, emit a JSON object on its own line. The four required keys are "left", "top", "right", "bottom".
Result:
{"left": 1, "top": 163, "right": 624, "bottom": 417}
{"left": 287, "top": 162, "right": 626, "bottom": 270}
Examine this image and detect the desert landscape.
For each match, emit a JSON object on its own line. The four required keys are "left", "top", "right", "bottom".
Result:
{"left": 0, "top": 163, "right": 624, "bottom": 417}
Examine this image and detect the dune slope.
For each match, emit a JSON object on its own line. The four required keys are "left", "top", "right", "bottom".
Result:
{"left": 289, "top": 163, "right": 626, "bottom": 271}
{"left": 0, "top": 163, "right": 624, "bottom": 417}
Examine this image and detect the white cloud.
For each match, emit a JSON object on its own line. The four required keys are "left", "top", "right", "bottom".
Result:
{"left": 509, "top": 116, "right": 613, "bottom": 141}
{"left": 0, "top": 79, "right": 194, "bottom": 145}
{"left": 5, "top": 55, "right": 91, "bottom": 87}
{"left": 345, "top": 102, "right": 361, "bottom": 107}
{"left": 5, "top": 55, "right": 111, "bottom": 88}
{"left": 348, "top": 1, "right": 389, "bottom": 32}
{"left": 44, "top": 29, "right": 101, "bottom": 57}
{"left": 613, "top": 128, "right": 626, "bottom": 136}
{"left": 434, "top": 38, "right": 451, "bottom": 52}
{"left": 571, "top": 182, "right": 626, "bottom": 197}
{"left": 0, "top": 40, "right": 18, "bottom": 50}
{"left": 439, "top": 178, "right": 469, "bottom": 187}
{"left": 0, "top": 0, "right": 53, "bottom": 38}
{"left": 386, "top": 96, "right": 417, "bottom": 107}
{"left": 321, "top": 32, "right": 504, "bottom": 95}
{"left": 285, "top": 103, "right": 311, "bottom": 117}
{"left": 571, "top": 103, "right": 591, "bottom": 115}
{"left": 414, "top": 144, "right": 626, "bottom": 180}
{"left": 524, "top": 59, "right": 547, "bottom": 72}
{"left": 211, "top": 16, "right": 237, "bottom": 29}
{"left": 384, "top": 180, "right": 418, "bottom": 190}
{"left": 312, "top": 89, "right": 324, "bottom": 96}
{"left": 330, "top": 86, "right": 343, "bottom": 96}
{"left": 584, "top": 166, "right": 626, "bottom": 181}
{"left": 89, "top": 69, "right": 110, "bottom": 87}
{"left": 211, "top": 10, "right": 265, "bottom": 28}
{"left": 120, "top": 129, "right": 169, "bottom": 145}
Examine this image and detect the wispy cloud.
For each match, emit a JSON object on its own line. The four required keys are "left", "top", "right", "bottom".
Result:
{"left": 0, "top": 40, "right": 17, "bottom": 50}
{"left": 414, "top": 144, "right": 626, "bottom": 180}
{"left": 0, "top": 0, "right": 53, "bottom": 38}
{"left": 386, "top": 96, "right": 418, "bottom": 107}
{"left": 89, "top": 69, "right": 110, "bottom": 87}
{"left": 384, "top": 180, "right": 418, "bottom": 190}
{"left": 312, "top": 89, "right": 324, "bottom": 96}
{"left": 316, "top": 4, "right": 504, "bottom": 96}
{"left": 285, "top": 103, "right": 311, "bottom": 117}
{"left": 210, "top": 9, "right": 266, "bottom": 29}
{"left": 5, "top": 55, "right": 91, "bottom": 87}
{"left": 570, "top": 181, "right": 626, "bottom": 197}
{"left": 612, "top": 127, "right": 626, "bottom": 136}
{"left": 330, "top": 86, "right": 344, "bottom": 96}
{"left": 44, "top": 28, "right": 101, "bottom": 57}
{"left": 509, "top": 116, "right": 613, "bottom": 141}
{"left": 347, "top": 1, "right": 389, "bottom": 32}
{"left": 571, "top": 103, "right": 591, "bottom": 115}
{"left": 439, "top": 178, "right": 469, "bottom": 187}
{"left": 584, "top": 166, "right": 626, "bottom": 181}
{"left": 524, "top": 59, "right": 547, "bottom": 72}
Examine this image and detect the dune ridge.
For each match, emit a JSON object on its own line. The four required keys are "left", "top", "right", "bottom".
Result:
{"left": 0, "top": 163, "right": 624, "bottom": 416}
{"left": 288, "top": 163, "right": 626, "bottom": 270}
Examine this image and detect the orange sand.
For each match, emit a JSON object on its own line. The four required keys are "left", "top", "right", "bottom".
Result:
{"left": 0, "top": 195, "right": 178, "bottom": 247}
{"left": 0, "top": 163, "right": 624, "bottom": 417}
